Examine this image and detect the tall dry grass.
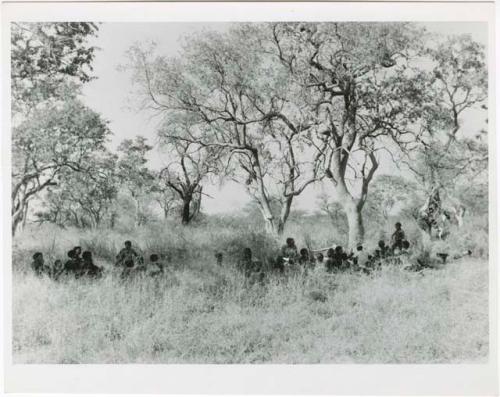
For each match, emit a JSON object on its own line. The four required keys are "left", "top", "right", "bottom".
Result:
{"left": 12, "top": 221, "right": 489, "bottom": 364}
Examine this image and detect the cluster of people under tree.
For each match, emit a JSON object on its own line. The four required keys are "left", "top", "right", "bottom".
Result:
{"left": 115, "top": 241, "right": 166, "bottom": 279}
{"left": 31, "top": 246, "right": 103, "bottom": 280}
{"left": 237, "top": 222, "right": 471, "bottom": 282}
{"left": 30, "top": 241, "right": 166, "bottom": 281}
{"left": 274, "top": 223, "right": 410, "bottom": 276}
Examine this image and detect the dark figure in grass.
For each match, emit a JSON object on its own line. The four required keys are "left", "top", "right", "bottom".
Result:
{"left": 81, "top": 251, "right": 103, "bottom": 278}
{"left": 64, "top": 250, "right": 83, "bottom": 278}
{"left": 31, "top": 252, "right": 49, "bottom": 277}
{"left": 281, "top": 237, "right": 298, "bottom": 263}
{"left": 215, "top": 252, "right": 223, "bottom": 266}
{"left": 298, "top": 248, "right": 312, "bottom": 266}
{"left": 316, "top": 253, "right": 324, "bottom": 266}
{"left": 51, "top": 259, "right": 64, "bottom": 280}
{"left": 377, "top": 240, "right": 390, "bottom": 259}
{"left": 298, "top": 248, "right": 315, "bottom": 274}
{"left": 350, "top": 245, "right": 365, "bottom": 271}
{"left": 147, "top": 254, "right": 164, "bottom": 277}
{"left": 274, "top": 255, "right": 286, "bottom": 274}
{"left": 325, "top": 248, "right": 337, "bottom": 273}
{"left": 240, "top": 247, "right": 254, "bottom": 278}
{"left": 73, "top": 246, "right": 83, "bottom": 263}
{"left": 116, "top": 241, "right": 139, "bottom": 268}
{"left": 391, "top": 222, "right": 406, "bottom": 251}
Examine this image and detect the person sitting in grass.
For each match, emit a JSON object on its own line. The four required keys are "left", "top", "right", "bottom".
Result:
{"left": 73, "top": 246, "right": 83, "bottom": 264}
{"left": 281, "top": 237, "right": 298, "bottom": 264}
{"left": 298, "top": 247, "right": 315, "bottom": 275}
{"left": 349, "top": 245, "right": 364, "bottom": 271}
{"left": 377, "top": 240, "right": 390, "bottom": 259}
{"left": 120, "top": 259, "right": 136, "bottom": 279}
{"left": 215, "top": 252, "right": 223, "bottom": 266}
{"left": 51, "top": 259, "right": 64, "bottom": 281}
{"left": 81, "top": 251, "right": 103, "bottom": 278}
{"left": 316, "top": 252, "right": 324, "bottom": 266}
{"left": 273, "top": 255, "right": 285, "bottom": 274}
{"left": 64, "top": 249, "right": 82, "bottom": 278}
{"left": 391, "top": 222, "right": 406, "bottom": 251}
{"left": 31, "top": 252, "right": 49, "bottom": 277}
{"left": 116, "top": 241, "right": 139, "bottom": 268}
{"left": 325, "top": 248, "right": 336, "bottom": 273}
{"left": 298, "top": 248, "right": 314, "bottom": 266}
{"left": 147, "top": 254, "right": 164, "bottom": 277}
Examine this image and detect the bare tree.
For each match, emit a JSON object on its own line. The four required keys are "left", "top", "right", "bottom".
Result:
{"left": 157, "top": 129, "right": 220, "bottom": 224}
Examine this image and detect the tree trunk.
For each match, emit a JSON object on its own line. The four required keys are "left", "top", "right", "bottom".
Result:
{"left": 262, "top": 216, "right": 277, "bottom": 235}
{"left": 12, "top": 197, "right": 26, "bottom": 236}
{"left": 343, "top": 199, "right": 364, "bottom": 249}
{"left": 181, "top": 195, "right": 192, "bottom": 225}
{"left": 332, "top": 175, "right": 365, "bottom": 248}
{"left": 256, "top": 196, "right": 277, "bottom": 235}
{"left": 277, "top": 196, "right": 293, "bottom": 235}
{"left": 21, "top": 202, "right": 29, "bottom": 229}
{"left": 12, "top": 212, "right": 23, "bottom": 236}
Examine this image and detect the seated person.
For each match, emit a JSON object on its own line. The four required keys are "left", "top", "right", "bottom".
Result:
{"left": 51, "top": 259, "right": 64, "bottom": 280}
{"left": 73, "top": 246, "right": 83, "bottom": 264}
{"left": 274, "top": 255, "right": 286, "bottom": 273}
{"left": 81, "top": 251, "right": 103, "bottom": 278}
{"left": 31, "top": 252, "right": 49, "bottom": 277}
{"left": 377, "top": 240, "right": 390, "bottom": 259}
{"left": 325, "top": 248, "right": 338, "bottom": 273}
{"left": 147, "top": 254, "right": 164, "bottom": 277}
{"left": 281, "top": 237, "right": 298, "bottom": 263}
{"left": 391, "top": 222, "right": 406, "bottom": 251}
{"left": 215, "top": 252, "right": 223, "bottom": 266}
{"left": 64, "top": 250, "right": 82, "bottom": 277}
{"left": 116, "top": 241, "right": 139, "bottom": 267}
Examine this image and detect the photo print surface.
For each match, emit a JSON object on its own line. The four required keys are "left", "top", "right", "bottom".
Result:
{"left": 10, "top": 21, "right": 489, "bottom": 364}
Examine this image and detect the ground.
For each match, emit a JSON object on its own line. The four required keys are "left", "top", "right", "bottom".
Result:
{"left": 12, "top": 225, "right": 488, "bottom": 363}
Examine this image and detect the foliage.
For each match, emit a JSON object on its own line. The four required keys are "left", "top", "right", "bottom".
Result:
{"left": 12, "top": 98, "right": 111, "bottom": 234}
{"left": 34, "top": 151, "right": 119, "bottom": 228}
{"left": 11, "top": 22, "right": 100, "bottom": 234}
{"left": 116, "top": 136, "right": 155, "bottom": 226}
{"left": 11, "top": 22, "right": 98, "bottom": 112}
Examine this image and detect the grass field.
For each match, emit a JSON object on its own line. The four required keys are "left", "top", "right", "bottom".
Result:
{"left": 12, "top": 224, "right": 488, "bottom": 364}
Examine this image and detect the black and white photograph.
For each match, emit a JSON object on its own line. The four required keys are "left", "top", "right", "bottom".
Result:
{"left": 2, "top": 1, "right": 498, "bottom": 393}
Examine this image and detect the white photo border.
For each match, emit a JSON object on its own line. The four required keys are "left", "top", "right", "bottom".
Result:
{"left": 1, "top": 2, "right": 497, "bottom": 395}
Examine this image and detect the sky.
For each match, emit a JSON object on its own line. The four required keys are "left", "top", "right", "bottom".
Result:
{"left": 81, "top": 22, "right": 488, "bottom": 215}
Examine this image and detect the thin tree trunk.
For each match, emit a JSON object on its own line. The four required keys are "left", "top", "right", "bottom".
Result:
{"left": 181, "top": 195, "right": 192, "bottom": 225}
{"left": 21, "top": 201, "right": 29, "bottom": 229}
{"left": 277, "top": 196, "right": 293, "bottom": 235}
{"left": 12, "top": 212, "right": 22, "bottom": 236}
{"left": 12, "top": 197, "right": 26, "bottom": 236}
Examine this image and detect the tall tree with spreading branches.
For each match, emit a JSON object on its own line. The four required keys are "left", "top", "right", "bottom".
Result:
{"left": 126, "top": 31, "right": 324, "bottom": 235}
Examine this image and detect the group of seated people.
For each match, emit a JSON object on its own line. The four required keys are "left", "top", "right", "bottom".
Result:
{"left": 30, "top": 222, "right": 471, "bottom": 283}
{"left": 30, "top": 241, "right": 166, "bottom": 281}
{"left": 31, "top": 246, "right": 103, "bottom": 280}
{"left": 239, "top": 222, "right": 413, "bottom": 279}
{"left": 115, "top": 240, "right": 166, "bottom": 279}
